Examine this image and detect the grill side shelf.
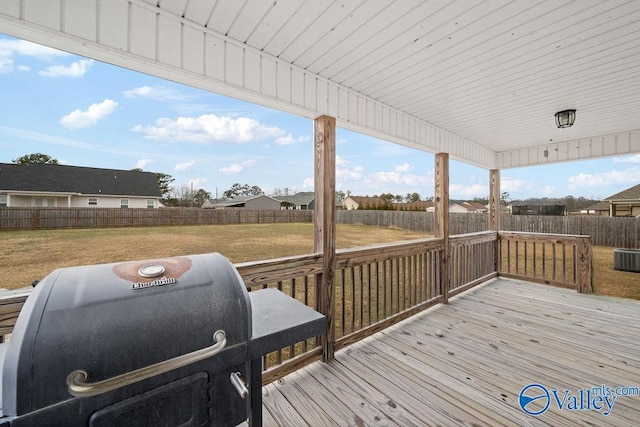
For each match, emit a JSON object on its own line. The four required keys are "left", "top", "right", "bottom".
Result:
{"left": 248, "top": 288, "right": 325, "bottom": 359}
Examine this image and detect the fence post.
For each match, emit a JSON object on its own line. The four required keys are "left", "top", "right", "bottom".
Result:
{"left": 576, "top": 236, "right": 592, "bottom": 294}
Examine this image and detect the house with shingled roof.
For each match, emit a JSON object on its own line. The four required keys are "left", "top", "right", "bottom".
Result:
{"left": 0, "top": 163, "right": 162, "bottom": 208}
{"left": 600, "top": 183, "right": 640, "bottom": 217}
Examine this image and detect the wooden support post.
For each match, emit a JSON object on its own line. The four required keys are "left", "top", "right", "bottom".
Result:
{"left": 489, "top": 169, "right": 501, "bottom": 273}
{"left": 313, "top": 115, "right": 336, "bottom": 361}
{"left": 434, "top": 153, "right": 449, "bottom": 304}
{"left": 577, "top": 237, "right": 592, "bottom": 294}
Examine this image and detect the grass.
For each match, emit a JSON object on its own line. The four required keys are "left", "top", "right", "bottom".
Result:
{"left": 1, "top": 224, "right": 637, "bottom": 300}
{"left": 0, "top": 223, "right": 430, "bottom": 290}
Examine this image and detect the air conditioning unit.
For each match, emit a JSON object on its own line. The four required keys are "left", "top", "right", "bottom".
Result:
{"left": 613, "top": 249, "right": 640, "bottom": 273}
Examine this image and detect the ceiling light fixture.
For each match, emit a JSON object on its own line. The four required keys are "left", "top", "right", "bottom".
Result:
{"left": 554, "top": 109, "right": 576, "bottom": 128}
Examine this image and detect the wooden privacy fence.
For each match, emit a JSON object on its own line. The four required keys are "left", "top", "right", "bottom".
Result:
{"left": 0, "top": 207, "right": 312, "bottom": 229}
{"left": 2, "top": 208, "right": 638, "bottom": 248}
{"left": 336, "top": 211, "right": 639, "bottom": 248}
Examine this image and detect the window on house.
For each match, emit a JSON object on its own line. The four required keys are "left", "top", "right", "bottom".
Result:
{"left": 146, "top": 200, "right": 154, "bottom": 209}
{"left": 33, "top": 197, "right": 55, "bottom": 207}
{"left": 88, "top": 198, "right": 98, "bottom": 206}
{"left": 120, "top": 199, "right": 129, "bottom": 208}
{"left": 0, "top": 195, "right": 6, "bottom": 207}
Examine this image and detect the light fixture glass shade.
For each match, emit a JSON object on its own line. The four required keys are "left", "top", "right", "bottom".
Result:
{"left": 555, "top": 109, "right": 576, "bottom": 128}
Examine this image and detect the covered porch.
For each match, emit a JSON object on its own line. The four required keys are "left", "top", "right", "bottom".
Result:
{"left": 1, "top": 1, "right": 640, "bottom": 425}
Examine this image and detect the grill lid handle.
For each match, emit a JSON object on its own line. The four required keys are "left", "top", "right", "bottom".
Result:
{"left": 66, "top": 330, "right": 227, "bottom": 398}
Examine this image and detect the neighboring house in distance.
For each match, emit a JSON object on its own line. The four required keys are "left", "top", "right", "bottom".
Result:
{"left": 344, "top": 196, "right": 385, "bottom": 210}
{"left": 0, "top": 163, "right": 161, "bottom": 208}
{"left": 587, "top": 184, "right": 640, "bottom": 217}
{"left": 582, "top": 200, "right": 610, "bottom": 216}
{"left": 462, "top": 201, "right": 488, "bottom": 213}
{"left": 277, "top": 192, "right": 315, "bottom": 210}
{"left": 201, "top": 194, "right": 281, "bottom": 210}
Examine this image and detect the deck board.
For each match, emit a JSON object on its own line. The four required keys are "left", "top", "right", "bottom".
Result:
{"left": 262, "top": 278, "right": 640, "bottom": 426}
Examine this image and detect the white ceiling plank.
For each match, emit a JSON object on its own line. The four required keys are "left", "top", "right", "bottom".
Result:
{"left": 244, "top": 0, "right": 306, "bottom": 50}
{"left": 342, "top": 0, "right": 514, "bottom": 90}
{"left": 98, "top": 0, "right": 128, "bottom": 50}
{"left": 356, "top": 0, "right": 563, "bottom": 96}
{"left": 182, "top": 25, "right": 204, "bottom": 74}
{"left": 321, "top": 0, "right": 459, "bottom": 81}
{"left": 0, "top": 1, "right": 20, "bottom": 17}
{"left": 330, "top": 0, "right": 487, "bottom": 84}
{"left": 226, "top": 0, "right": 275, "bottom": 43}
{"left": 157, "top": 14, "right": 181, "bottom": 67}
{"left": 158, "top": 0, "right": 188, "bottom": 17}
{"left": 129, "top": 3, "right": 156, "bottom": 59}
{"left": 277, "top": 0, "right": 365, "bottom": 64}
{"left": 383, "top": 2, "right": 638, "bottom": 109}
{"left": 306, "top": 0, "right": 421, "bottom": 74}
{"left": 206, "top": 0, "right": 246, "bottom": 36}
{"left": 261, "top": 0, "right": 331, "bottom": 58}
{"left": 24, "top": 0, "right": 61, "bottom": 31}
{"left": 183, "top": 0, "right": 217, "bottom": 26}
{"left": 296, "top": 0, "right": 393, "bottom": 70}
{"left": 63, "top": 0, "right": 97, "bottom": 41}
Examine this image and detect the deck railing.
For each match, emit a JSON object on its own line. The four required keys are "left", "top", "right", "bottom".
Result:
{"left": 497, "top": 232, "right": 592, "bottom": 293}
{"left": 0, "top": 231, "right": 591, "bottom": 384}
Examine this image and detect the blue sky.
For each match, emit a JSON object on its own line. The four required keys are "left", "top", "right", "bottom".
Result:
{"left": 1, "top": 35, "right": 638, "bottom": 201}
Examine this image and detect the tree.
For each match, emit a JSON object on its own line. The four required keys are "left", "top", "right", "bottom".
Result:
{"left": 271, "top": 187, "right": 292, "bottom": 197}
{"left": 223, "top": 183, "right": 263, "bottom": 199}
{"left": 193, "top": 188, "right": 211, "bottom": 207}
{"left": 501, "top": 192, "right": 511, "bottom": 205}
{"left": 155, "top": 173, "right": 175, "bottom": 201}
{"left": 12, "top": 153, "right": 58, "bottom": 164}
{"left": 131, "top": 168, "right": 175, "bottom": 203}
{"left": 405, "top": 192, "right": 421, "bottom": 203}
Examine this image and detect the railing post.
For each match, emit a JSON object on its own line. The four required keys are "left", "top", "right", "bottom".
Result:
{"left": 313, "top": 115, "right": 336, "bottom": 361}
{"left": 577, "top": 236, "right": 592, "bottom": 294}
{"left": 435, "top": 153, "right": 449, "bottom": 303}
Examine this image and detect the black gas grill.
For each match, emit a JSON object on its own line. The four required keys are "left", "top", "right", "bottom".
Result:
{"left": 0, "top": 253, "right": 325, "bottom": 426}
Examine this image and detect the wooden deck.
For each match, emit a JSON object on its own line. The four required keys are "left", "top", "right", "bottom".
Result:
{"left": 260, "top": 278, "right": 640, "bottom": 426}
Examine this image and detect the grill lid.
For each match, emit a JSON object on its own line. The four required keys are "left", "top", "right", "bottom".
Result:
{"left": 2, "top": 253, "right": 251, "bottom": 416}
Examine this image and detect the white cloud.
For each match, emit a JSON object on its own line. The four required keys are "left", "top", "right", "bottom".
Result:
{"left": 542, "top": 185, "right": 556, "bottom": 195}
{"left": 302, "top": 177, "right": 314, "bottom": 188}
{"left": 0, "top": 38, "right": 69, "bottom": 74}
{"left": 335, "top": 156, "right": 365, "bottom": 182}
{"left": 219, "top": 159, "right": 256, "bottom": 174}
{"left": 275, "top": 134, "right": 310, "bottom": 146}
{"left": 614, "top": 154, "right": 640, "bottom": 164}
{"left": 132, "top": 114, "right": 285, "bottom": 143}
{"left": 123, "top": 85, "right": 193, "bottom": 102}
{"left": 449, "top": 183, "right": 488, "bottom": 198}
{"left": 189, "top": 178, "right": 207, "bottom": 188}
{"left": 568, "top": 168, "right": 640, "bottom": 187}
{"left": 0, "top": 39, "right": 69, "bottom": 58}
{"left": 174, "top": 160, "right": 196, "bottom": 171}
{"left": 39, "top": 59, "right": 94, "bottom": 78}
{"left": 60, "top": 99, "right": 119, "bottom": 129}
{"left": 394, "top": 162, "right": 414, "bottom": 173}
{"left": 135, "top": 158, "right": 154, "bottom": 169}
{"left": 500, "top": 177, "right": 529, "bottom": 193}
